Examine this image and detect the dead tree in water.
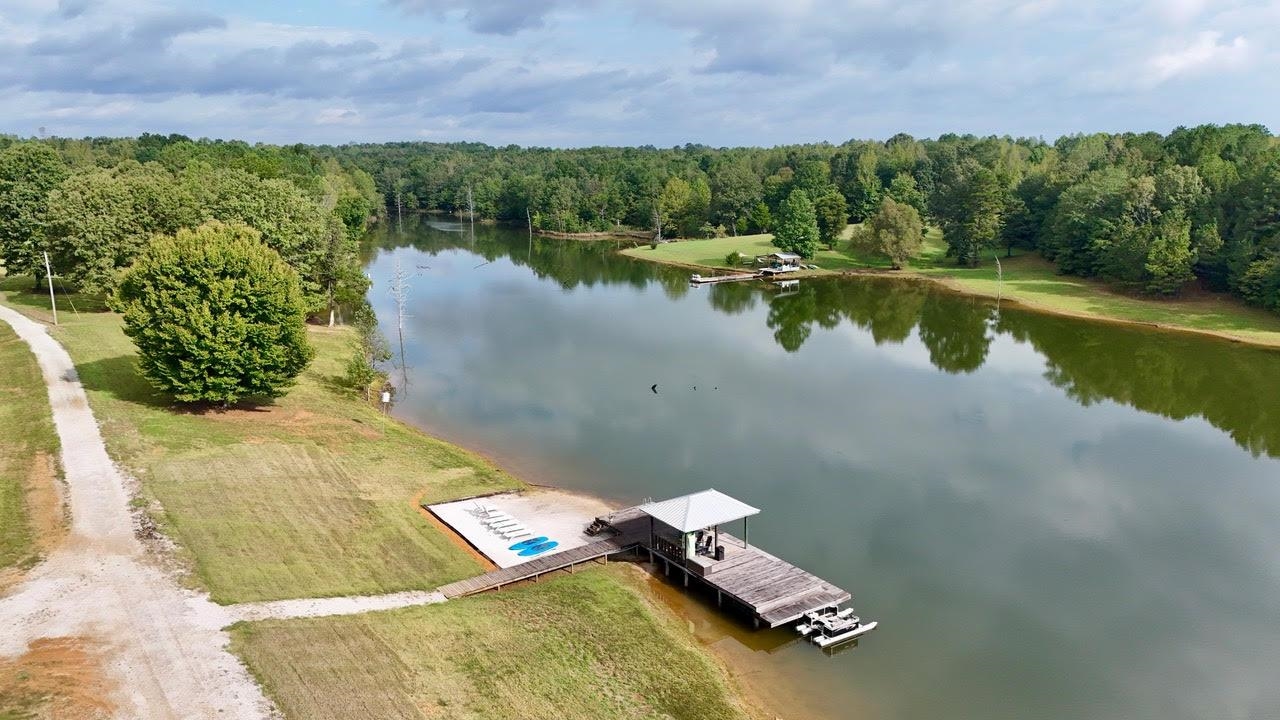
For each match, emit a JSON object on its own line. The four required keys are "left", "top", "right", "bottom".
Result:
{"left": 388, "top": 258, "right": 412, "bottom": 388}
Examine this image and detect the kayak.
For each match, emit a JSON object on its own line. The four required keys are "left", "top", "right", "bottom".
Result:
{"left": 518, "top": 540, "right": 559, "bottom": 557}
{"left": 508, "top": 536, "right": 548, "bottom": 551}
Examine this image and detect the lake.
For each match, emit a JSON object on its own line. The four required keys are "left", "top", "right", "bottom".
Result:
{"left": 364, "top": 218, "right": 1280, "bottom": 720}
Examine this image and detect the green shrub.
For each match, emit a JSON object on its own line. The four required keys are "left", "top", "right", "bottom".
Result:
{"left": 114, "top": 220, "right": 314, "bottom": 405}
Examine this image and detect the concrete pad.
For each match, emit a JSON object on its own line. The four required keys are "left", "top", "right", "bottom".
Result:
{"left": 428, "top": 488, "right": 612, "bottom": 568}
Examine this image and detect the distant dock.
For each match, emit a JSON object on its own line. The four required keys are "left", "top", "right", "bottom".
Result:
{"left": 689, "top": 272, "right": 760, "bottom": 285}
{"left": 439, "top": 489, "right": 852, "bottom": 630}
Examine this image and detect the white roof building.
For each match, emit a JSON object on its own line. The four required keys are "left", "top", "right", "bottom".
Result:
{"left": 638, "top": 489, "right": 760, "bottom": 533}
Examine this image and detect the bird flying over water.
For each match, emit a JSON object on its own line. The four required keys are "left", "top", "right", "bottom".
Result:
{"left": 650, "top": 384, "right": 658, "bottom": 394}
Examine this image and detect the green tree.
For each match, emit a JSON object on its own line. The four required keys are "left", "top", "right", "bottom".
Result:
{"left": 709, "top": 160, "right": 762, "bottom": 234}
{"left": 45, "top": 162, "right": 198, "bottom": 295}
{"left": 938, "top": 166, "right": 1007, "bottom": 267}
{"left": 886, "top": 173, "right": 927, "bottom": 218}
{"left": 344, "top": 304, "right": 391, "bottom": 399}
{"left": 656, "top": 176, "right": 692, "bottom": 237}
{"left": 114, "top": 221, "right": 314, "bottom": 405}
{"left": 842, "top": 150, "right": 883, "bottom": 221}
{"left": 772, "top": 189, "right": 820, "bottom": 259}
{"left": 316, "top": 216, "right": 371, "bottom": 327}
{"left": 862, "top": 197, "right": 924, "bottom": 269}
{"left": 813, "top": 190, "right": 848, "bottom": 250}
{"left": 748, "top": 202, "right": 772, "bottom": 233}
{"left": 0, "top": 142, "right": 69, "bottom": 283}
{"left": 1144, "top": 209, "right": 1195, "bottom": 295}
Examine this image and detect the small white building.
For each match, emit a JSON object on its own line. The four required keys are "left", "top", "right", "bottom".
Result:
{"left": 759, "top": 252, "right": 803, "bottom": 276}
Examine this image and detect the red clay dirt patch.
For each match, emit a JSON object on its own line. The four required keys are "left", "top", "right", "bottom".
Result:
{"left": 0, "top": 637, "right": 114, "bottom": 719}
{"left": 0, "top": 452, "right": 64, "bottom": 592}
{"left": 412, "top": 490, "right": 497, "bottom": 572}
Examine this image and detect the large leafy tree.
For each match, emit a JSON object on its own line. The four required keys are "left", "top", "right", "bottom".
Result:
{"left": 937, "top": 164, "right": 1007, "bottom": 267}
{"left": 813, "top": 190, "right": 849, "bottom": 250}
{"left": 182, "top": 165, "right": 330, "bottom": 309}
{"left": 0, "top": 142, "right": 68, "bottom": 283}
{"left": 861, "top": 196, "right": 924, "bottom": 269}
{"left": 114, "top": 221, "right": 314, "bottom": 405}
{"left": 772, "top": 189, "right": 820, "bottom": 258}
{"left": 45, "top": 161, "right": 199, "bottom": 294}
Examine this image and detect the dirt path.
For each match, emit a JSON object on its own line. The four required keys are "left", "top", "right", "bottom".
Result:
{"left": 0, "top": 304, "right": 275, "bottom": 719}
{"left": 225, "top": 590, "right": 446, "bottom": 622}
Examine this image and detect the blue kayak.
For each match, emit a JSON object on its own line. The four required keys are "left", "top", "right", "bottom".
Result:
{"left": 508, "top": 536, "right": 548, "bottom": 551}
{"left": 518, "top": 540, "right": 559, "bottom": 557}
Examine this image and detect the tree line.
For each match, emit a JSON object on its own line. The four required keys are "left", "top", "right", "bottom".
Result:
{"left": 0, "top": 133, "right": 381, "bottom": 324}
{"left": 330, "top": 125, "right": 1280, "bottom": 309}
{"left": 0, "top": 133, "right": 386, "bottom": 405}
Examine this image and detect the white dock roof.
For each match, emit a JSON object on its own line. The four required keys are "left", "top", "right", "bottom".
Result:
{"left": 638, "top": 489, "right": 760, "bottom": 532}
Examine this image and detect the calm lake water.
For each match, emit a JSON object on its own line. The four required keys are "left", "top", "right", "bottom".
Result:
{"left": 364, "top": 218, "right": 1280, "bottom": 720}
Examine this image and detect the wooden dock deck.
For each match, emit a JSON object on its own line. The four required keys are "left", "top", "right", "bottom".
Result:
{"left": 600, "top": 506, "right": 851, "bottom": 628}
{"left": 689, "top": 272, "right": 760, "bottom": 285}
{"left": 438, "top": 502, "right": 852, "bottom": 630}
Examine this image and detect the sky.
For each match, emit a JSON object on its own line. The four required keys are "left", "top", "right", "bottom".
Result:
{"left": 0, "top": 0, "right": 1276, "bottom": 147}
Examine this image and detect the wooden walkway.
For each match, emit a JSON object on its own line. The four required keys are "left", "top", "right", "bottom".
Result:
{"left": 438, "top": 537, "right": 635, "bottom": 598}
{"left": 438, "top": 502, "right": 851, "bottom": 630}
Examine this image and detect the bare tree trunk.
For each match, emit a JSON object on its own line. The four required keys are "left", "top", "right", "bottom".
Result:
{"left": 388, "top": 259, "right": 412, "bottom": 389}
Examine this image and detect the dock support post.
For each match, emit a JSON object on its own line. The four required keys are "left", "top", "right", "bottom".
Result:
{"left": 753, "top": 618, "right": 760, "bottom": 629}
{"left": 683, "top": 569, "right": 689, "bottom": 588}
{"left": 648, "top": 548, "right": 653, "bottom": 565}
{"left": 717, "top": 590, "right": 722, "bottom": 607}
{"left": 664, "top": 559, "right": 669, "bottom": 576}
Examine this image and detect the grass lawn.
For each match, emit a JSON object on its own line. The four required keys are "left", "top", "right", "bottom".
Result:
{"left": 0, "top": 321, "right": 60, "bottom": 576}
{"left": 0, "top": 276, "right": 522, "bottom": 603}
{"left": 231, "top": 565, "right": 756, "bottom": 720}
{"left": 622, "top": 230, "right": 1280, "bottom": 348}
{"left": 621, "top": 232, "right": 891, "bottom": 272}
{"left": 921, "top": 255, "right": 1280, "bottom": 346}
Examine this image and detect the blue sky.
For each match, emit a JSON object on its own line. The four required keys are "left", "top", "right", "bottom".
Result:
{"left": 0, "top": 0, "right": 1275, "bottom": 146}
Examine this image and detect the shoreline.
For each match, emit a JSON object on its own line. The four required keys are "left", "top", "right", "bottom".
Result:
{"left": 618, "top": 247, "right": 1280, "bottom": 351}
{"left": 383, "top": 408, "right": 801, "bottom": 719}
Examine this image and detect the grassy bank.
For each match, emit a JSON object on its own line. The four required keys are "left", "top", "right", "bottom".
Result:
{"left": 0, "top": 276, "right": 520, "bottom": 603}
{"left": 0, "top": 276, "right": 760, "bottom": 719}
{"left": 0, "top": 321, "right": 61, "bottom": 577}
{"left": 232, "top": 565, "right": 755, "bottom": 720}
{"left": 623, "top": 233, "right": 1280, "bottom": 348}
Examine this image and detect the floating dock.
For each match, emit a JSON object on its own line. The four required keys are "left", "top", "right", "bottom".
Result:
{"left": 689, "top": 272, "right": 761, "bottom": 285}
{"left": 438, "top": 489, "right": 852, "bottom": 630}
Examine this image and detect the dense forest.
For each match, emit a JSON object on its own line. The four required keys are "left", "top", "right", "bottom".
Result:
{"left": 331, "top": 125, "right": 1280, "bottom": 309}
{"left": 2, "top": 125, "right": 1278, "bottom": 313}
{"left": 0, "top": 134, "right": 381, "bottom": 323}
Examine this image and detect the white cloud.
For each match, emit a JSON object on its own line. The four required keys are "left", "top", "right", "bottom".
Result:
{"left": 0, "top": 0, "right": 1275, "bottom": 144}
{"left": 1147, "top": 31, "right": 1252, "bottom": 84}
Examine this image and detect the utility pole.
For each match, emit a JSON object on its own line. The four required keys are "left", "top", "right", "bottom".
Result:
{"left": 43, "top": 251, "right": 57, "bottom": 326}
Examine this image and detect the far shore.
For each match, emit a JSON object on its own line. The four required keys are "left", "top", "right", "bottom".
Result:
{"left": 619, "top": 235, "right": 1280, "bottom": 351}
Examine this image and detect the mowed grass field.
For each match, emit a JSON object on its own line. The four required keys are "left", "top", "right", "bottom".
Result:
{"left": 232, "top": 565, "right": 756, "bottom": 720}
{"left": 0, "top": 321, "right": 61, "bottom": 576}
{"left": 920, "top": 255, "right": 1280, "bottom": 346}
{"left": 0, "top": 276, "right": 521, "bottom": 603}
{"left": 623, "top": 230, "right": 1280, "bottom": 348}
{"left": 621, "top": 231, "right": 893, "bottom": 272}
